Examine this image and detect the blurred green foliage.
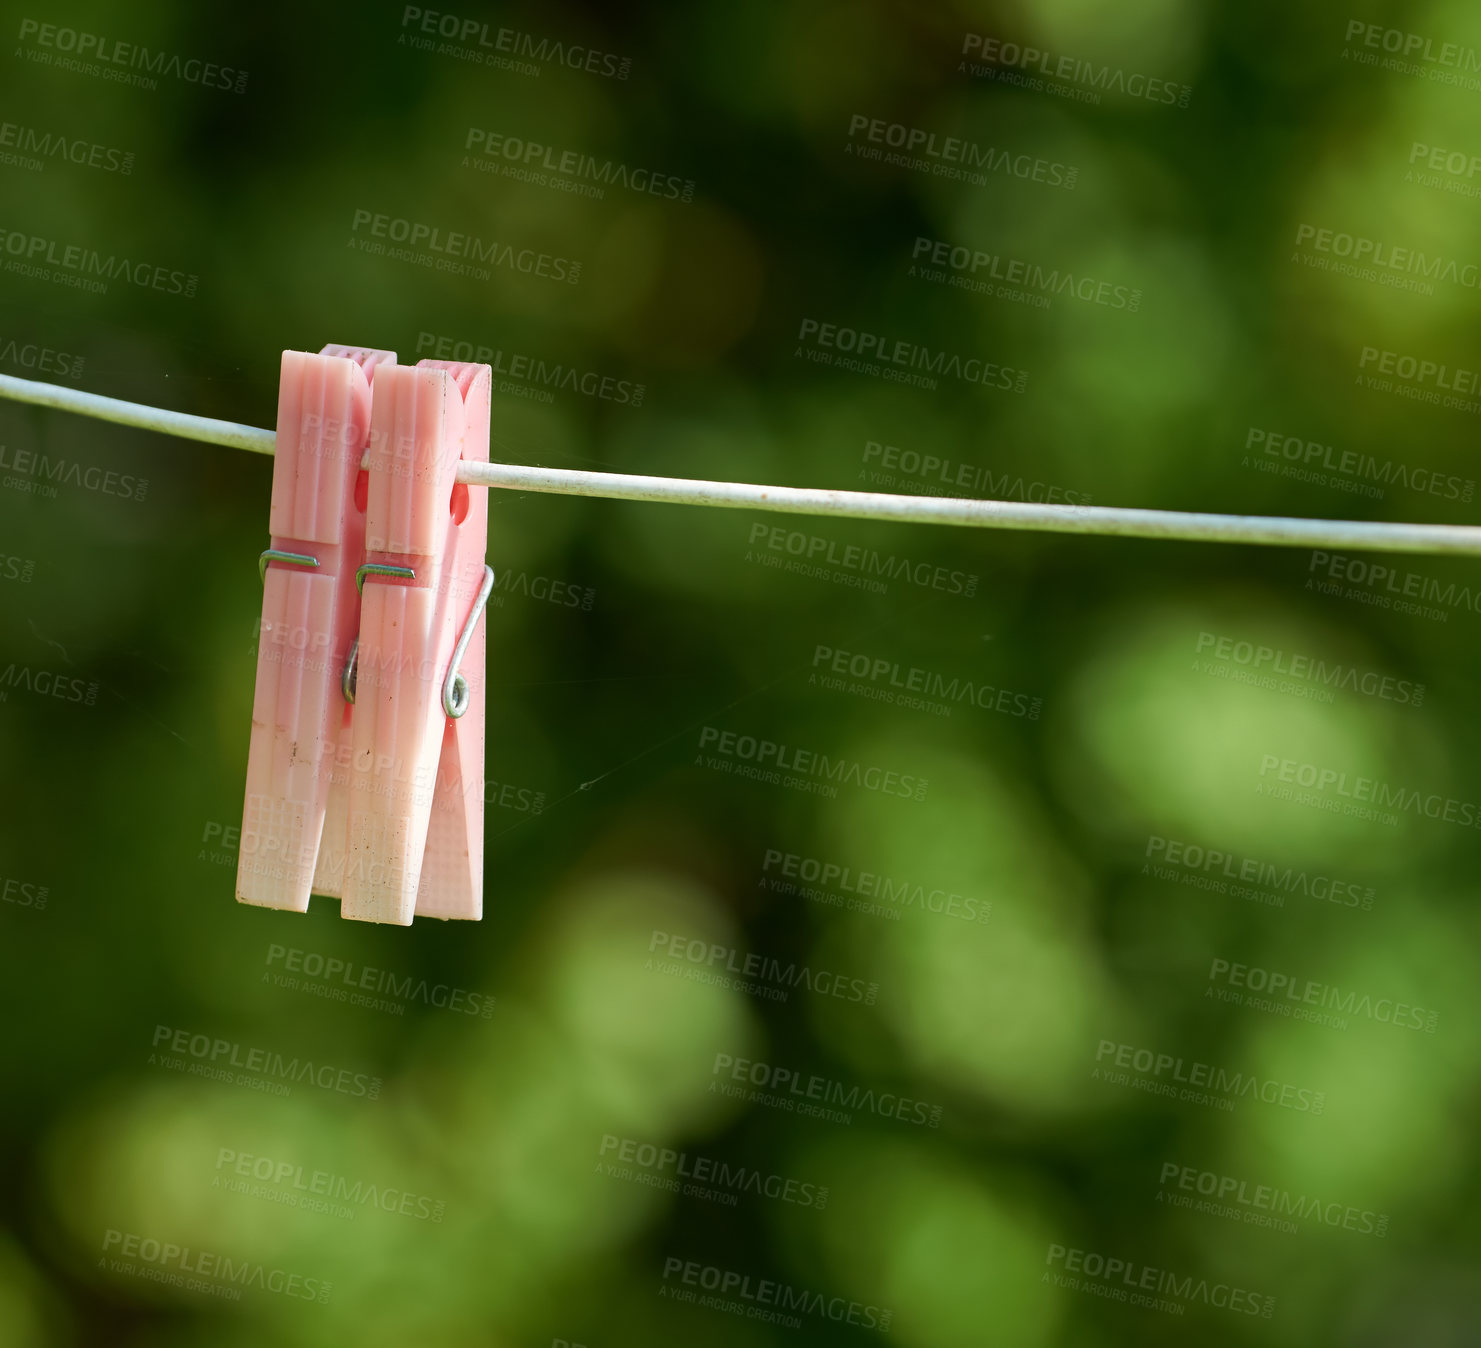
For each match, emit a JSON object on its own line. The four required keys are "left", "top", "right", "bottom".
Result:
{"left": 3, "top": 0, "right": 1481, "bottom": 1344}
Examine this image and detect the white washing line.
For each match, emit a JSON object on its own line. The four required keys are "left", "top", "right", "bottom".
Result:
{"left": 3, "top": 370, "right": 1479, "bottom": 557}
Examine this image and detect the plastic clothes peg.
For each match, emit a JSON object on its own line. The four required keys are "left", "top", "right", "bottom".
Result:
{"left": 236, "top": 344, "right": 395, "bottom": 912}
{"left": 338, "top": 359, "right": 491, "bottom": 925}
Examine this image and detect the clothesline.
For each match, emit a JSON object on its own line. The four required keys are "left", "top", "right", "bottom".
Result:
{"left": 3, "top": 370, "right": 1481, "bottom": 557}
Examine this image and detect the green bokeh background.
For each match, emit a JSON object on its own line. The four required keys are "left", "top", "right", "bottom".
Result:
{"left": 3, "top": 1, "right": 1480, "bottom": 1344}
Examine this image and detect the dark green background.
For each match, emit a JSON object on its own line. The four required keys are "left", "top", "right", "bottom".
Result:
{"left": 2, "top": 1, "right": 1479, "bottom": 1344}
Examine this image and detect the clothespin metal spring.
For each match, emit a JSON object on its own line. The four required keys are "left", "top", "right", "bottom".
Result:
{"left": 286, "top": 560, "right": 493, "bottom": 721}
{"left": 257, "top": 548, "right": 319, "bottom": 582}
{"left": 443, "top": 565, "right": 494, "bottom": 719}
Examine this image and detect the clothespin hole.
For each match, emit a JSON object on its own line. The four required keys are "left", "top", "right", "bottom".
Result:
{"left": 449, "top": 482, "right": 469, "bottom": 525}
{"left": 353, "top": 469, "right": 369, "bottom": 514}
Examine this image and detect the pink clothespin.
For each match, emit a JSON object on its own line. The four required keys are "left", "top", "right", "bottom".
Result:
{"left": 338, "top": 359, "right": 492, "bottom": 926}
{"left": 236, "top": 343, "right": 395, "bottom": 912}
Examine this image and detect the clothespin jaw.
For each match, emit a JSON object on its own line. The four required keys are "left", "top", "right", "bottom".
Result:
{"left": 338, "top": 360, "right": 492, "bottom": 926}
{"left": 236, "top": 345, "right": 395, "bottom": 912}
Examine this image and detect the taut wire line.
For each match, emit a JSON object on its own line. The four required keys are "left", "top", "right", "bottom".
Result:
{"left": 3, "top": 371, "right": 1479, "bottom": 557}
